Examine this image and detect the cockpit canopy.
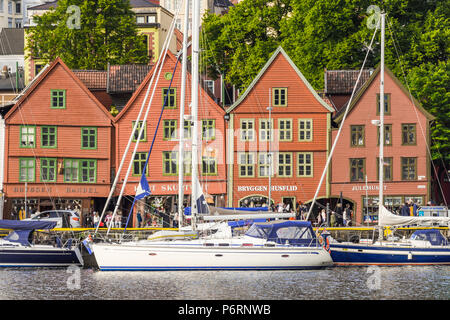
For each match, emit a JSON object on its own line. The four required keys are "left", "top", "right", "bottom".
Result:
{"left": 245, "top": 220, "right": 316, "bottom": 246}
{"left": 410, "top": 229, "right": 448, "bottom": 246}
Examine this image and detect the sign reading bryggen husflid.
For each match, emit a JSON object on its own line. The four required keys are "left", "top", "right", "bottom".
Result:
{"left": 225, "top": 47, "right": 334, "bottom": 211}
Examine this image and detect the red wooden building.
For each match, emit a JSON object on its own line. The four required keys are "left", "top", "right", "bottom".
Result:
{"left": 330, "top": 66, "right": 435, "bottom": 225}
{"left": 114, "top": 51, "right": 226, "bottom": 224}
{"left": 225, "top": 47, "right": 334, "bottom": 211}
{"left": 2, "top": 57, "right": 115, "bottom": 220}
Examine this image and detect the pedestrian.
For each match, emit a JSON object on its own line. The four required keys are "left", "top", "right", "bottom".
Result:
{"left": 115, "top": 211, "right": 122, "bottom": 228}
{"left": 10, "top": 206, "right": 18, "bottom": 220}
{"left": 137, "top": 211, "right": 142, "bottom": 228}
{"left": 320, "top": 209, "right": 327, "bottom": 226}
{"left": 330, "top": 211, "right": 337, "bottom": 227}
{"left": 335, "top": 203, "right": 344, "bottom": 226}
{"left": 93, "top": 212, "right": 100, "bottom": 228}
{"left": 105, "top": 211, "right": 113, "bottom": 228}
{"left": 400, "top": 202, "right": 410, "bottom": 216}
{"left": 412, "top": 200, "right": 419, "bottom": 216}
{"left": 18, "top": 206, "right": 26, "bottom": 220}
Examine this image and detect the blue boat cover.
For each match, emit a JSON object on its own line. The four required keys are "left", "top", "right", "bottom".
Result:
{"left": 411, "top": 229, "right": 448, "bottom": 246}
{"left": 0, "top": 220, "right": 57, "bottom": 230}
{"left": 245, "top": 220, "right": 317, "bottom": 246}
{"left": 1, "top": 220, "right": 57, "bottom": 246}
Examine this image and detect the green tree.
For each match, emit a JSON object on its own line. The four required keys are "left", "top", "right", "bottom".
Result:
{"left": 26, "top": 0, "right": 148, "bottom": 70}
{"left": 407, "top": 61, "right": 450, "bottom": 163}
{"left": 200, "top": 0, "right": 292, "bottom": 90}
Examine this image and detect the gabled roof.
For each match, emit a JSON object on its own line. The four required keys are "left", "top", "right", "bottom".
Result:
{"left": 5, "top": 57, "right": 115, "bottom": 122}
{"left": 226, "top": 46, "right": 334, "bottom": 114}
{"left": 324, "top": 69, "right": 373, "bottom": 95}
{"left": 115, "top": 50, "right": 225, "bottom": 122}
{"left": 333, "top": 65, "right": 435, "bottom": 123}
{"left": 0, "top": 28, "right": 24, "bottom": 55}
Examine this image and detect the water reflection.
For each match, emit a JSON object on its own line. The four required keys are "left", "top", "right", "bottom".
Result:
{"left": 0, "top": 266, "right": 448, "bottom": 300}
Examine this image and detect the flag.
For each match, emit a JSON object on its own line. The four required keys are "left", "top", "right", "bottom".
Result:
{"left": 194, "top": 176, "right": 210, "bottom": 215}
{"left": 135, "top": 173, "right": 151, "bottom": 200}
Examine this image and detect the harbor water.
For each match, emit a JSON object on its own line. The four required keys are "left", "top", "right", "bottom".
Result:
{"left": 0, "top": 266, "right": 448, "bottom": 300}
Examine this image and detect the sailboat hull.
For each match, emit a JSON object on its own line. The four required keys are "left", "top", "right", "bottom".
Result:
{"left": 329, "top": 243, "right": 450, "bottom": 266}
{"left": 92, "top": 243, "right": 333, "bottom": 271}
{"left": 0, "top": 246, "right": 83, "bottom": 267}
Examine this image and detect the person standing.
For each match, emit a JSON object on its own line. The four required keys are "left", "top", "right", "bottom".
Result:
{"left": 335, "top": 203, "right": 344, "bottom": 226}
{"left": 136, "top": 211, "right": 142, "bottom": 228}
{"left": 93, "top": 212, "right": 100, "bottom": 228}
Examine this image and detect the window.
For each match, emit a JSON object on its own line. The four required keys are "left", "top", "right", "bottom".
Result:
{"left": 240, "top": 119, "right": 254, "bottom": 141}
{"left": 278, "top": 119, "right": 292, "bottom": 141}
{"left": 258, "top": 153, "right": 272, "bottom": 177}
{"left": 8, "top": 1, "right": 12, "bottom": 14}
{"left": 259, "top": 119, "right": 273, "bottom": 141}
{"left": 350, "top": 125, "right": 365, "bottom": 147}
{"left": 132, "top": 121, "right": 146, "bottom": 142}
{"left": 40, "top": 158, "right": 56, "bottom": 182}
{"left": 162, "top": 151, "right": 177, "bottom": 176}
{"left": 278, "top": 152, "right": 292, "bottom": 177}
{"left": 377, "top": 157, "right": 393, "bottom": 181}
{"left": 19, "top": 158, "right": 35, "bottom": 182}
{"left": 20, "top": 125, "right": 35, "bottom": 148}
{"left": 377, "top": 124, "right": 392, "bottom": 146}
{"left": 147, "top": 15, "right": 156, "bottom": 23}
{"left": 183, "top": 151, "right": 192, "bottom": 176}
{"left": 272, "top": 88, "right": 287, "bottom": 107}
{"left": 297, "top": 152, "right": 313, "bottom": 177}
{"left": 163, "top": 120, "right": 177, "bottom": 140}
{"left": 35, "top": 64, "right": 44, "bottom": 76}
{"left": 376, "top": 93, "right": 391, "bottom": 115}
{"left": 183, "top": 120, "right": 191, "bottom": 139}
{"left": 64, "top": 159, "right": 96, "bottom": 183}
{"left": 133, "top": 152, "right": 148, "bottom": 176}
{"left": 402, "top": 124, "right": 416, "bottom": 145}
{"left": 50, "top": 90, "right": 66, "bottom": 109}
{"left": 136, "top": 16, "right": 145, "bottom": 24}
{"left": 80, "top": 160, "right": 97, "bottom": 183}
{"left": 15, "top": 2, "right": 20, "bottom": 13}
{"left": 238, "top": 152, "right": 255, "bottom": 177}
{"left": 41, "top": 126, "right": 57, "bottom": 148}
{"left": 64, "top": 159, "right": 79, "bottom": 182}
{"left": 202, "top": 119, "right": 215, "bottom": 140}
{"left": 350, "top": 158, "right": 365, "bottom": 182}
{"left": 7, "top": 17, "right": 12, "bottom": 28}
{"left": 401, "top": 157, "right": 417, "bottom": 180}
{"left": 81, "top": 127, "right": 97, "bottom": 149}
{"left": 162, "top": 88, "right": 176, "bottom": 108}
{"left": 15, "top": 18, "right": 22, "bottom": 28}
{"left": 202, "top": 156, "right": 217, "bottom": 176}
{"left": 204, "top": 80, "right": 214, "bottom": 94}
{"left": 298, "top": 119, "right": 313, "bottom": 141}
{"left": 0, "top": 0, "right": 3, "bottom": 13}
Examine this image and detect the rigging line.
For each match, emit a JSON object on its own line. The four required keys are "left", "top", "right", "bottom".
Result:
{"left": 305, "top": 18, "right": 380, "bottom": 222}
{"left": 95, "top": 4, "right": 182, "bottom": 235}
{"left": 386, "top": 15, "right": 448, "bottom": 206}
{"left": 122, "top": 55, "right": 181, "bottom": 233}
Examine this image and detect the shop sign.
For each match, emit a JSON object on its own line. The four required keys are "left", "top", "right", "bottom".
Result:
{"left": 237, "top": 185, "right": 298, "bottom": 192}
{"left": 351, "top": 185, "right": 387, "bottom": 192}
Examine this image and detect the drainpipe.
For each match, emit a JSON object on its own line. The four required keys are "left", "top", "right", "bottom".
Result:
{"left": 0, "top": 115, "right": 5, "bottom": 219}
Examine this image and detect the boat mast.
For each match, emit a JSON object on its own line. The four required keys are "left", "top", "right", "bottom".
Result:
{"left": 177, "top": 0, "right": 190, "bottom": 228}
{"left": 190, "top": 0, "right": 200, "bottom": 230}
{"left": 267, "top": 89, "right": 273, "bottom": 211}
{"left": 378, "top": 13, "right": 385, "bottom": 239}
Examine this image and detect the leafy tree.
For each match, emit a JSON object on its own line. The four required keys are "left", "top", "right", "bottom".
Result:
{"left": 26, "top": 0, "right": 149, "bottom": 70}
{"left": 407, "top": 61, "right": 450, "bottom": 163}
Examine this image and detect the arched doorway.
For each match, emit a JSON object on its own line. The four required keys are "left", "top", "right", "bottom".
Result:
{"left": 238, "top": 194, "right": 274, "bottom": 208}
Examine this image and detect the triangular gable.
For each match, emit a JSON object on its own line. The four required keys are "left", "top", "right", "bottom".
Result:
{"left": 5, "top": 57, "right": 115, "bottom": 122}
{"left": 226, "top": 46, "right": 334, "bottom": 114}
{"left": 114, "top": 50, "right": 225, "bottom": 123}
{"left": 334, "top": 65, "right": 435, "bottom": 123}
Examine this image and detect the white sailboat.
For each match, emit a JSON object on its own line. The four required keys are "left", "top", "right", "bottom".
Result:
{"left": 88, "top": 0, "right": 333, "bottom": 271}
{"left": 320, "top": 13, "right": 450, "bottom": 265}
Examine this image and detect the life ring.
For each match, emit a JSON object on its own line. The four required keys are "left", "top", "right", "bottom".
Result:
{"left": 318, "top": 235, "right": 324, "bottom": 245}
{"left": 324, "top": 236, "right": 330, "bottom": 252}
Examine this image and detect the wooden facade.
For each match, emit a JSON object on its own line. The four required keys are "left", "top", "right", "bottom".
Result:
{"left": 3, "top": 58, "right": 114, "bottom": 219}
{"left": 226, "top": 47, "right": 334, "bottom": 210}
{"left": 330, "top": 67, "right": 435, "bottom": 225}
{"left": 114, "top": 51, "right": 226, "bottom": 221}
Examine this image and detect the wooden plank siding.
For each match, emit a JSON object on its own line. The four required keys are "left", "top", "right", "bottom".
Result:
{"left": 330, "top": 67, "right": 434, "bottom": 225}
{"left": 3, "top": 58, "right": 114, "bottom": 213}
{"left": 226, "top": 47, "right": 333, "bottom": 209}
{"left": 114, "top": 51, "right": 227, "bottom": 199}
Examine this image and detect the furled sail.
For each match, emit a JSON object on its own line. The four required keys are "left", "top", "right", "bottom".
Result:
{"left": 378, "top": 205, "right": 450, "bottom": 227}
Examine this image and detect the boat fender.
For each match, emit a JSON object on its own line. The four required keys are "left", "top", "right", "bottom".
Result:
{"left": 318, "top": 235, "right": 330, "bottom": 252}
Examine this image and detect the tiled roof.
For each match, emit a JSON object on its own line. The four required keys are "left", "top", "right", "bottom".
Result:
{"left": 0, "top": 28, "right": 24, "bottom": 55}
{"left": 214, "top": 0, "right": 234, "bottom": 7}
{"left": 72, "top": 70, "right": 107, "bottom": 90}
{"left": 324, "top": 69, "right": 373, "bottom": 94}
{"left": 108, "top": 64, "right": 152, "bottom": 93}
{"left": 28, "top": 1, "right": 57, "bottom": 10}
